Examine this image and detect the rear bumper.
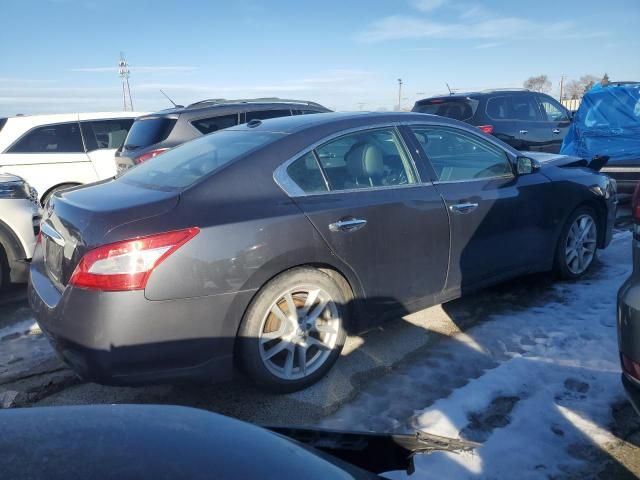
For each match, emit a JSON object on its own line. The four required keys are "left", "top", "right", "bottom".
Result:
{"left": 622, "top": 373, "right": 640, "bottom": 416}
{"left": 617, "top": 278, "right": 640, "bottom": 415}
{"left": 28, "top": 253, "right": 256, "bottom": 386}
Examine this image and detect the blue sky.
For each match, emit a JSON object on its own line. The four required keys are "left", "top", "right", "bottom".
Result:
{"left": 1, "top": 0, "right": 639, "bottom": 115}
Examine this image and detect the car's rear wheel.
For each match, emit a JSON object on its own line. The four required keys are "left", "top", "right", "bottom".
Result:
{"left": 237, "top": 267, "right": 347, "bottom": 393}
{"left": 555, "top": 206, "right": 599, "bottom": 279}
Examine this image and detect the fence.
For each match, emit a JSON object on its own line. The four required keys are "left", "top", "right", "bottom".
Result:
{"left": 561, "top": 98, "right": 581, "bottom": 112}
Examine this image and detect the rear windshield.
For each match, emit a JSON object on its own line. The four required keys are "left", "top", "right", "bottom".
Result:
{"left": 413, "top": 98, "right": 479, "bottom": 121}
{"left": 120, "top": 129, "right": 284, "bottom": 189}
{"left": 124, "top": 117, "right": 177, "bottom": 149}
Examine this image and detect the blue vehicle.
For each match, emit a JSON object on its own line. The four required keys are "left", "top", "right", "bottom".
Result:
{"left": 561, "top": 82, "right": 640, "bottom": 194}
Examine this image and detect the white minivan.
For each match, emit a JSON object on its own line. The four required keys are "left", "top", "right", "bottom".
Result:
{"left": 0, "top": 112, "right": 145, "bottom": 204}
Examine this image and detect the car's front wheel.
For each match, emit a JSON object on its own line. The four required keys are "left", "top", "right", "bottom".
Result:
{"left": 555, "top": 206, "right": 599, "bottom": 279}
{"left": 237, "top": 267, "right": 348, "bottom": 393}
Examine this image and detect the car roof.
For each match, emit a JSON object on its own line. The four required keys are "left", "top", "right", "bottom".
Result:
{"left": 225, "top": 111, "right": 461, "bottom": 135}
{"left": 0, "top": 112, "right": 147, "bottom": 151}
{"left": 416, "top": 89, "right": 534, "bottom": 102}
{"left": 4, "top": 112, "right": 146, "bottom": 123}
{"left": 140, "top": 99, "right": 330, "bottom": 118}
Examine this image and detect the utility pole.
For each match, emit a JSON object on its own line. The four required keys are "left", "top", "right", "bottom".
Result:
{"left": 559, "top": 74, "right": 565, "bottom": 103}
{"left": 118, "top": 52, "right": 134, "bottom": 111}
{"left": 397, "top": 78, "right": 403, "bottom": 111}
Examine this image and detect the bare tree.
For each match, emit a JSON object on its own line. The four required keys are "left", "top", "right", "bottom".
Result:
{"left": 580, "top": 74, "right": 599, "bottom": 92}
{"left": 523, "top": 74, "right": 552, "bottom": 93}
{"left": 565, "top": 74, "right": 601, "bottom": 99}
{"left": 565, "top": 80, "right": 583, "bottom": 100}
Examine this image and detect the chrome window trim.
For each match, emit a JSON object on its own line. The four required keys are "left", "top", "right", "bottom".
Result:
{"left": 432, "top": 173, "right": 515, "bottom": 185}
{"left": 273, "top": 122, "right": 424, "bottom": 198}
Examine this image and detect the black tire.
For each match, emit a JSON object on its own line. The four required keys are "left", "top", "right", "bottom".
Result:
{"left": 554, "top": 206, "right": 599, "bottom": 280}
{"left": 0, "top": 244, "right": 9, "bottom": 292}
{"left": 237, "top": 267, "right": 348, "bottom": 393}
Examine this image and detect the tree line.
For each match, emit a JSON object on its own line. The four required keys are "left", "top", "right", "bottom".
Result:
{"left": 523, "top": 73, "right": 611, "bottom": 100}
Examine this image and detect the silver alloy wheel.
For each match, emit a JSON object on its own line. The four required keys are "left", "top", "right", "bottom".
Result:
{"left": 565, "top": 214, "right": 597, "bottom": 275}
{"left": 258, "top": 285, "right": 341, "bottom": 381}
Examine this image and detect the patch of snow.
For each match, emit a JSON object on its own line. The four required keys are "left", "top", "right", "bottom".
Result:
{"left": 0, "top": 305, "right": 54, "bottom": 380}
{"left": 323, "top": 231, "right": 632, "bottom": 479}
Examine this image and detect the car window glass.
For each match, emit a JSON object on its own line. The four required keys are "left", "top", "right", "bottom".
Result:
{"left": 121, "top": 130, "right": 284, "bottom": 189}
{"left": 314, "top": 128, "right": 416, "bottom": 190}
{"left": 8, "top": 122, "right": 84, "bottom": 153}
{"left": 245, "top": 109, "right": 292, "bottom": 122}
{"left": 538, "top": 96, "right": 569, "bottom": 122}
{"left": 191, "top": 114, "right": 239, "bottom": 135}
{"left": 124, "top": 118, "right": 176, "bottom": 149}
{"left": 81, "top": 119, "right": 134, "bottom": 151}
{"left": 286, "top": 152, "right": 328, "bottom": 194}
{"left": 486, "top": 96, "right": 510, "bottom": 120}
{"left": 511, "top": 95, "right": 540, "bottom": 120}
{"left": 410, "top": 126, "right": 513, "bottom": 182}
{"left": 413, "top": 99, "right": 479, "bottom": 121}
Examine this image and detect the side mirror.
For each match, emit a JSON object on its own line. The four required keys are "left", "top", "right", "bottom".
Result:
{"left": 516, "top": 156, "right": 539, "bottom": 175}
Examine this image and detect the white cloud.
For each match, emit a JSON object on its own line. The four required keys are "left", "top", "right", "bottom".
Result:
{"left": 356, "top": 1, "right": 608, "bottom": 43}
{"left": 71, "top": 66, "right": 198, "bottom": 73}
{"left": 412, "top": 0, "right": 446, "bottom": 12}
{"left": 474, "top": 42, "right": 502, "bottom": 49}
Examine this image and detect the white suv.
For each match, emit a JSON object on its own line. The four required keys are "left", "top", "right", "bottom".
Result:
{"left": 0, "top": 112, "right": 145, "bottom": 204}
{"left": 0, "top": 173, "right": 40, "bottom": 289}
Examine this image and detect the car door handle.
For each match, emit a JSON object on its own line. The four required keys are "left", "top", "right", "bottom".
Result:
{"left": 519, "top": 129, "right": 528, "bottom": 135}
{"left": 329, "top": 218, "right": 367, "bottom": 232}
{"left": 552, "top": 128, "right": 561, "bottom": 134}
{"left": 449, "top": 203, "right": 478, "bottom": 214}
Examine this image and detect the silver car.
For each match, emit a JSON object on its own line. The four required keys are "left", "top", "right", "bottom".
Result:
{"left": 0, "top": 173, "right": 40, "bottom": 290}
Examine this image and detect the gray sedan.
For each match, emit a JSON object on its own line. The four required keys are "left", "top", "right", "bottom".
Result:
{"left": 29, "top": 112, "right": 616, "bottom": 392}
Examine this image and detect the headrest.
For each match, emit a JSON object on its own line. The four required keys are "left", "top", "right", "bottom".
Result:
{"left": 345, "top": 142, "right": 384, "bottom": 181}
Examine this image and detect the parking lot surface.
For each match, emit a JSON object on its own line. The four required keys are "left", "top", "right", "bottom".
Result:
{"left": 1, "top": 231, "right": 638, "bottom": 479}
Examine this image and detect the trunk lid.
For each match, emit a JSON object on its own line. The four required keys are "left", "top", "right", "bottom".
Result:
{"left": 40, "top": 179, "right": 179, "bottom": 288}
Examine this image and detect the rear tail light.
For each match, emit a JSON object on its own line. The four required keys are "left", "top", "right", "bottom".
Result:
{"left": 632, "top": 182, "right": 640, "bottom": 222}
{"left": 134, "top": 148, "right": 169, "bottom": 164}
{"left": 69, "top": 227, "right": 199, "bottom": 291}
{"left": 477, "top": 125, "right": 494, "bottom": 134}
{"left": 621, "top": 353, "right": 640, "bottom": 381}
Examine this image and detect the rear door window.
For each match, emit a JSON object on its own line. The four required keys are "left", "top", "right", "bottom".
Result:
{"left": 121, "top": 129, "right": 284, "bottom": 189}
{"left": 314, "top": 128, "right": 416, "bottom": 190}
{"left": 413, "top": 99, "right": 478, "bottom": 121}
{"left": 81, "top": 119, "right": 134, "bottom": 151}
{"left": 124, "top": 117, "right": 176, "bottom": 149}
{"left": 8, "top": 122, "right": 84, "bottom": 153}
{"left": 486, "top": 95, "right": 542, "bottom": 121}
{"left": 191, "top": 114, "right": 239, "bottom": 134}
{"left": 510, "top": 95, "right": 542, "bottom": 121}
{"left": 245, "top": 109, "right": 292, "bottom": 122}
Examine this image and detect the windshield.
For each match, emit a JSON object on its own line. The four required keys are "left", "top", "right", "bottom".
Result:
{"left": 124, "top": 117, "right": 176, "bottom": 149}
{"left": 413, "top": 98, "right": 479, "bottom": 121}
{"left": 121, "top": 129, "right": 284, "bottom": 189}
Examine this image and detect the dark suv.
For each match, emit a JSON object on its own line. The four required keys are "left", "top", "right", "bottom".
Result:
{"left": 116, "top": 98, "right": 331, "bottom": 171}
{"left": 412, "top": 89, "right": 572, "bottom": 153}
